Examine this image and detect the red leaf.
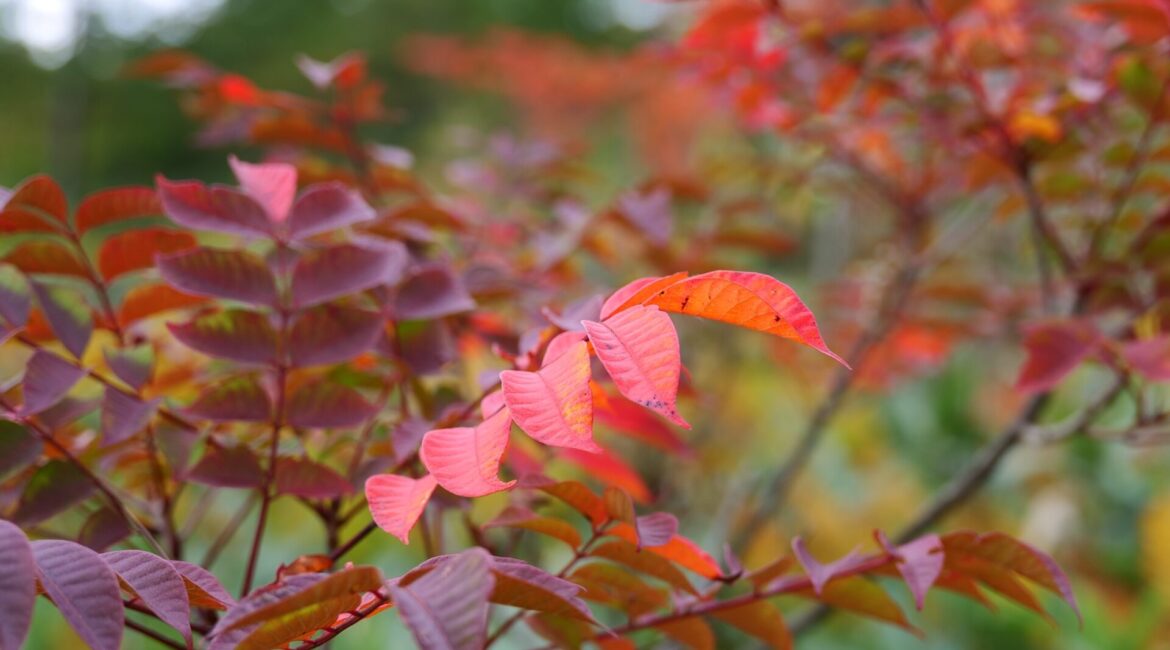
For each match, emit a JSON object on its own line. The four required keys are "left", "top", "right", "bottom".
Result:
{"left": 168, "top": 308, "right": 277, "bottom": 365}
{"left": 119, "top": 283, "right": 209, "bottom": 325}
{"left": 0, "top": 206, "right": 63, "bottom": 235}
{"left": 75, "top": 187, "right": 161, "bottom": 235}
{"left": 1015, "top": 320, "right": 1100, "bottom": 393}
{"left": 583, "top": 305, "right": 688, "bottom": 427}
{"left": 291, "top": 242, "right": 406, "bottom": 308}
{"left": 501, "top": 340, "right": 598, "bottom": 452}
{"left": 5, "top": 175, "right": 67, "bottom": 225}
{"left": 287, "top": 182, "right": 376, "bottom": 240}
{"left": 98, "top": 228, "right": 196, "bottom": 281}
{"left": 366, "top": 473, "right": 437, "bottom": 544}
{"left": 31, "top": 282, "right": 92, "bottom": 358}
{"left": 158, "top": 247, "right": 278, "bottom": 307}
{"left": 594, "top": 388, "right": 692, "bottom": 455}
{"left": 0, "top": 520, "right": 36, "bottom": 650}
{"left": 285, "top": 380, "right": 376, "bottom": 429}
{"left": 3, "top": 240, "right": 88, "bottom": 278}
{"left": 560, "top": 446, "right": 652, "bottom": 503}
{"left": 20, "top": 349, "right": 85, "bottom": 415}
{"left": 186, "top": 441, "right": 265, "bottom": 488}
{"left": 156, "top": 175, "right": 273, "bottom": 237}
{"left": 228, "top": 155, "right": 297, "bottom": 223}
{"left": 274, "top": 457, "right": 353, "bottom": 498}
{"left": 103, "top": 550, "right": 193, "bottom": 645}
{"left": 185, "top": 375, "right": 272, "bottom": 423}
{"left": 791, "top": 538, "right": 866, "bottom": 596}
{"left": 387, "top": 548, "right": 495, "bottom": 650}
{"left": 876, "top": 531, "right": 943, "bottom": 610}
{"left": 420, "top": 406, "right": 516, "bottom": 497}
{"left": 600, "top": 272, "right": 689, "bottom": 320}
{"left": 288, "top": 304, "right": 384, "bottom": 367}
{"left": 31, "top": 540, "right": 124, "bottom": 650}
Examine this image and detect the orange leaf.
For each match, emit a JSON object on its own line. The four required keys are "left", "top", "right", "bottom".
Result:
{"left": 98, "top": 228, "right": 196, "bottom": 281}
{"left": 74, "top": 187, "right": 161, "bottom": 235}
{"left": 607, "top": 523, "right": 722, "bottom": 579}
{"left": 119, "top": 284, "right": 209, "bottom": 325}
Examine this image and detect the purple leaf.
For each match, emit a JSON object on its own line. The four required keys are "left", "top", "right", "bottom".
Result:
{"left": 274, "top": 457, "right": 353, "bottom": 499}
{"left": 541, "top": 294, "right": 603, "bottom": 332}
{"left": 158, "top": 247, "right": 278, "bottom": 307}
{"left": 394, "top": 264, "right": 476, "bottom": 320}
{"left": 387, "top": 547, "right": 495, "bottom": 650}
{"left": 0, "top": 519, "right": 36, "bottom": 650}
{"left": 617, "top": 187, "right": 673, "bottom": 247}
{"left": 288, "top": 304, "right": 383, "bottom": 367}
{"left": 31, "top": 540, "right": 124, "bottom": 650}
{"left": 228, "top": 155, "right": 296, "bottom": 224}
{"left": 184, "top": 374, "right": 272, "bottom": 422}
{"left": 102, "top": 344, "right": 154, "bottom": 391}
{"left": 635, "top": 512, "right": 679, "bottom": 549}
{"left": 791, "top": 538, "right": 866, "bottom": 596}
{"left": 287, "top": 183, "right": 376, "bottom": 240}
{"left": 398, "top": 320, "right": 455, "bottom": 375}
{"left": 103, "top": 550, "right": 193, "bottom": 645}
{"left": 168, "top": 308, "right": 277, "bottom": 364}
{"left": 291, "top": 242, "right": 407, "bottom": 308}
{"left": 0, "top": 418, "right": 42, "bottom": 481}
{"left": 78, "top": 508, "right": 131, "bottom": 551}
{"left": 0, "top": 263, "right": 31, "bottom": 328}
{"left": 490, "top": 557, "right": 595, "bottom": 622}
{"left": 156, "top": 176, "right": 273, "bottom": 238}
{"left": 12, "top": 460, "right": 95, "bottom": 526}
{"left": 285, "top": 380, "right": 376, "bottom": 429}
{"left": 172, "top": 561, "right": 235, "bottom": 610}
{"left": 20, "top": 349, "right": 85, "bottom": 415}
{"left": 100, "top": 387, "right": 157, "bottom": 446}
{"left": 876, "top": 531, "right": 943, "bottom": 611}
{"left": 186, "top": 442, "right": 264, "bottom": 488}
{"left": 36, "top": 396, "right": 98, "bottom": 430}
{"left": 30, "top": 282, "right": 93, "bottom": 359}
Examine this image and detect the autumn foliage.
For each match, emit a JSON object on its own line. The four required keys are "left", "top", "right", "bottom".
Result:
{"left": 9, "top": 0, "right": 1170, "bottom": 647}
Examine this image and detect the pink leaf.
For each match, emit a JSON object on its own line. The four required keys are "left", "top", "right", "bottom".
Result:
{"left": 480, "top": 391, "right": 506, "bottom": 419}
{"left": 229, "top": 155, "right": 297, "bottom": 223}
{"left": 31, "top": 540, "right": 124, "bottom": 650}
{"left": 542, "top": 331, "right": 586, "bottom": 366}
{"left": 287, "top": 183, "right": 376, "bottom": 240}
{"left": 420, "top": 405, "right": 516, "bottom": 497}
{"left": 20, "top": 349, "right": 85, "bottom": 415}
{"left": 1120, "top": 336, "right": 1170, "bottom": 380}
{"left": 635, "top": 512, "right": 679, "bottom": 548}
{"left": 876, "top": 531, "right": 943, "bottom": 610}
{"left": 387, "top": 548, "right": 495, "bottom": 650}
{"left": 791, "top": 538, "right": 866, "bottom": 596}
{"left": 1016, "top": 320, "right": 1100, "bottom": 393}
{"left": 0, "top": 520, "right": 36, "bottom": 650}
{"left": 501, "top": 340, "right": 598, "bottom": 453}
{"left": 291, "top": 242, "right": 407, "bottom": 308}
{"left": 156, "top": 175, "right": 273, "bottom": 237}
{"left": 366, "top": 473, "right": 438, "bottom": 544}
{"left": 102, "top": 550, "right": 193, "bottom": 645}
{"left": 600, "top": 273, "right": 689, "bottom": 320}
{"left": 157, "top": 247, "right": 278, "bottom": 307}
{"left": 582, "top": 305, "right": 688, "bottom": 428}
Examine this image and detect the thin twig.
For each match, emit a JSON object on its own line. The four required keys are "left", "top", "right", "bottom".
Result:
{"left": 125, "top": 619, "right": 186, "bottom": 650}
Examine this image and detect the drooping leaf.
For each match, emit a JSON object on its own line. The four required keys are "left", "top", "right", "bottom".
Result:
{"left": 157, "top": 247, "right": 278, "bottom": 307}
{"left": 501, "top": 340, "right": 598, "bottom": 452}
{"left": 285, "top": 380, "right": 376, "bottom": 429}
{"left": 156, "top": 176, "right": 273, "bottom": 237}
{"left": 30, "top": 282, "right": 92, "bottom": 358}
{"left": 274, "top": 457, "right": 353, "bottom": 498}
{"left": 0, "top": 520, "right": 36, "bottom": 650}
{"left": 387, "top": 548, "right": 495, "bottom": 650}
{"left": 169, "top": 308, "right": 277, "bottom": 364}
{"left": 394, "top": 264, "right": 476, "bottom": 320}
{"left": 119, "top": 283, "right": 209, "bottom": 325}
{"left": 20, "top": 349, "right": 85, "bottom": 415}
{"left": 97, "top": 228, "right": 196, "bottom": 281}
{"left": 365, "top": 473, "right": 438, "bottom": 544}
{"left": 288, "top": 303, "right": 383, "bottom": 367}
{"left": 0, "top": 419, "right": 42, "bottom": 481}
{"left": 711, "top": 601, "right": 792, "bottom": 650}
{"left": 1015, "top": 320, "right": 1100, "bottom": 393}
{"left": 590, "top": 539, "right": 698, "bottom": 595}
{"left": 185, "top": 374, "right": 272, "bottom": 422}
{"left": 791, "top": 538, "right": 867, "bottom": 596}
{"left": 600, "top": 273, "right": 689, "bottom": 320}
{"left": 287, "top": 183, "right": 376, "bottom": 239}
{"left": 102, "top": 344, "right": 154, "bottom": 391}
{"left": 490, "top": 557, "right": 595, "bottom": 622}
{"left": 74, "top": 186, "right": 161, "bottom": 235}
{"left": 228, "top": 156, "right": 297, "bottom": 224}
{"left": 0, "top": 264, "right": 32, "bottom": 328}
{"left": 100, "top": 388, "right": 156, "bottom": 446}
{"left": 186, "top": 441, "right": 264, "bottom": 488}
{"left": 31, "top": 540, "right": 124, "bottom": 650}
{"left": 102, "top": 550, "right": 193, "bottom": 645}
{"left": 420, "top": 405, "right": 515, "bottom": 497}
{"left": 172, "top": 560, "right": 235, "bottom": 610}
{"left": 876, "top": 531, "right": 943, "bottom": 610}
{"left": 483, "top": 506, "right": 583, "bottom": 549}
{"left": 639, "top": 271, "right": 845, "bottom": 365}
{"left": 2, "top": 241, "right": 87, "bottom": 279}
{"left": 291, "top": 242, "right": 406, "bottom": 308}
{"left": 583, "top": 305, "right": 687, "bottom": 427}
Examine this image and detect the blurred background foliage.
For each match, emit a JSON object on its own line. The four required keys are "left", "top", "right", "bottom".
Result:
{"left": 1, "top": 0, "right": 1168, "bottom": 648}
